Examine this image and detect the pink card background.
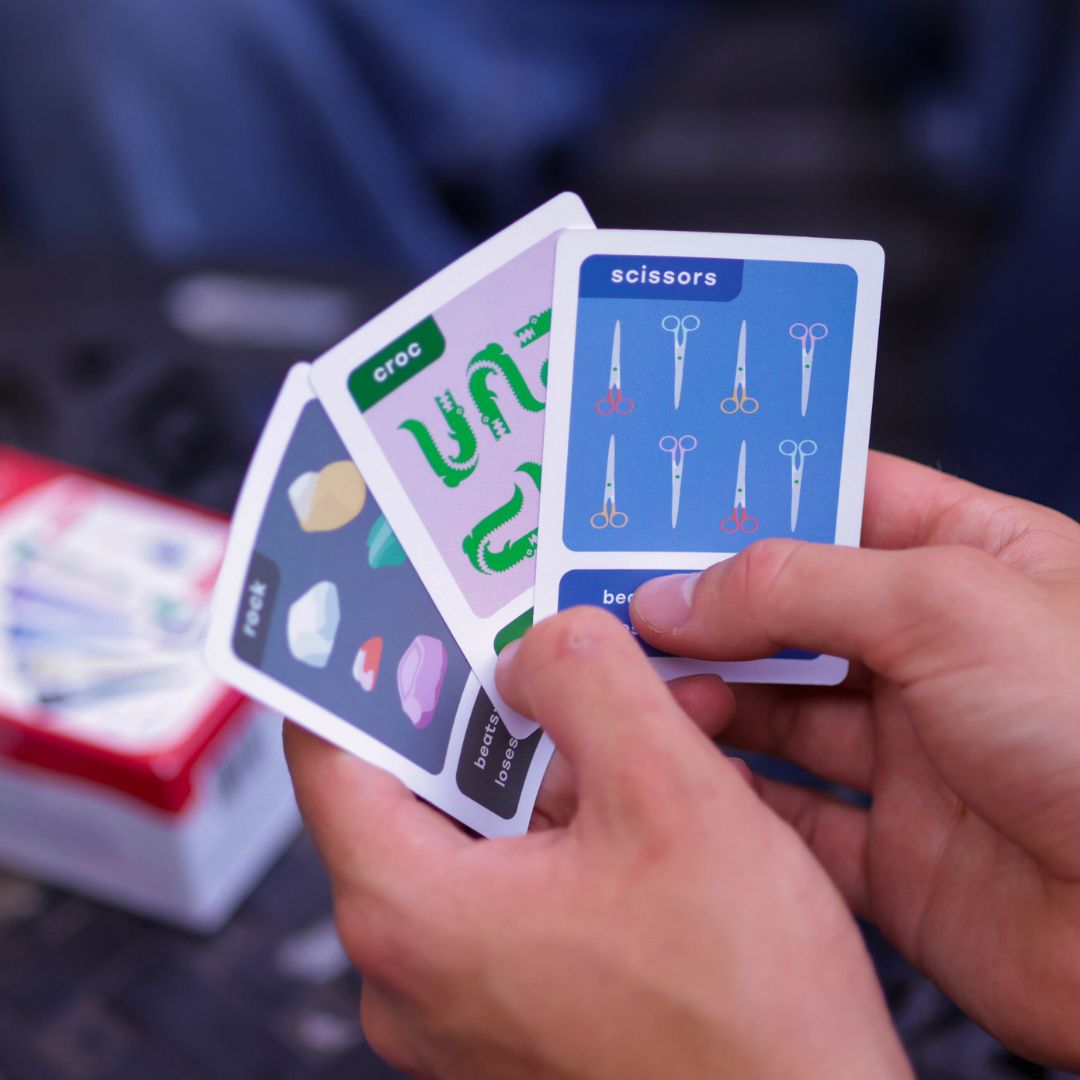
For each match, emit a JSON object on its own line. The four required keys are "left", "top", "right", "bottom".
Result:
{"left": 364, "top": 235, "right": 557, "bottom": 619}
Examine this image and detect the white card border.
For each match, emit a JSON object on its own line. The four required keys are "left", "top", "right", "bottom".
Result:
{"left": 535, "top": 228, "right": 886, "bottom": 686}
{"left": 203, "top": 365, "right": 554, "bottom": 837}
{"left": 309, "top": 193, "right": 595, "bottom": 737}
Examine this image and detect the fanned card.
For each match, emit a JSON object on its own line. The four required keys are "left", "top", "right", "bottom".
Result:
{"left": 535, "top": 229, "right": 884, "bottom": 685}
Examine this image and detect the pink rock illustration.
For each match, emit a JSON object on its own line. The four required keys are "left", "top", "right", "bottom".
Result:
{"left": 396, "top": 635, "right": 448, "bottom": 729}
{"left": 352, "top": 637, "right": 383, "bottom": 692}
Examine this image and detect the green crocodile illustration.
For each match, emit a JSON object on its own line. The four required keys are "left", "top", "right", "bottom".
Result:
{"left": 398, "top": 390, "right": 479, "bottom": 489}
{"left": 514, "top": 308, "right": 551, "bottom": 347}
{"left": 462, "top": 461, "right": 542, "bottom": 575}
{"left": 466, "top": 344, "right": 546, "bottom": 441}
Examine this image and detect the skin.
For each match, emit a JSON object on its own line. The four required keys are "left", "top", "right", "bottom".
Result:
{"left": 631, "top": 452, "right": 1080, "bottom": 1069}
{"left": 285, "top": 608, "right": 911, "bottom": 1079}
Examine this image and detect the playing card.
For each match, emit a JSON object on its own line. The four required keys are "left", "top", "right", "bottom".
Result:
{"left": 535, "top": 228, "right": 885, "bottom": 685}
{"left": 309, "top": 193, "right": 594, "bottom": 738}
{"left": 204, "top": 366, "right": 554, "bottom": 838}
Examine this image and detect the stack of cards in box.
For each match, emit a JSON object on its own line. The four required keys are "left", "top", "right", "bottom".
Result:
{"left": 205, "top": 194, "right": 884, "bottom": 836}
{"left": 0, "top": 447, "right": 299, "bottom": 928}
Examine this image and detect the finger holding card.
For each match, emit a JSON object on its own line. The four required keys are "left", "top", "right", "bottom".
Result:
{"left": 534, "top": 229, "right": 885, "bottom": 686}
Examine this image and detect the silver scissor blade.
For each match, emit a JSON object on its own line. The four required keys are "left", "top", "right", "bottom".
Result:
{"left": 801, "top": 356, "right": 811, "bottom": 417}
{"left": 735, "top": 440, "right": 748, "bottom": 503}
{"left": 737, "top": 320, "right": 747, "bottom": 380}
{"left": 790, "top": 468, "right": 801, "bottom": 532}
{"left": 610, "top": 320, "right": 621, "bottom": 389}
{"left": 605, "top": 435, "right": 616, "bottom": 500}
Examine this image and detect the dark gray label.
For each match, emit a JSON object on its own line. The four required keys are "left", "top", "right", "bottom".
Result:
{"left": 232, "top": 551, "right": 280, "bottom": 668}
{"left": 456, "top": 687, "right": 542, "bottom": 819}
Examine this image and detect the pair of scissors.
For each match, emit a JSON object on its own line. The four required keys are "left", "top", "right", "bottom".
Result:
{"left": 779, "top": 439, "right": 818, "bottom": 532}
{"left": 720, "top": 440, "right": 759, "bottom": 533}
{"left": 789, "top": 322, "right": 828, "bottom": 417}
{"left": 595, "top": 320, "right": 634, "bottom": 415}
{"left": 590, "top": 435, "right": 628, "bottom": 529}
{"left": 659, "top": 435, "right": 697, "bottom": 528}
{"left": 661, "top": 314, "right": 700, "bottom": 409}
{"left": 720, "top": 320, "right": 759, "bottom": 415}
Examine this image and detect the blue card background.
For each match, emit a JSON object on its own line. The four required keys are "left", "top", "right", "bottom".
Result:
{"left": 563, "top": 259, "right": 859, "bottom": 553}
{"left": 246, "top": 400, "right": 468, "bottom": 775}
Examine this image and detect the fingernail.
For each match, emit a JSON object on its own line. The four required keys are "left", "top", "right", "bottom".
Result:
{"left": 496, "top": 637, "right": 521, "bottom": 673}
{"left": 632, "top": 572, "right": 700, "bottom": 633}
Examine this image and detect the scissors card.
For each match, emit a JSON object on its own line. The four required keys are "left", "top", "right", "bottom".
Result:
{"left": 310, "top": 193, "right": 594, "bottom": 739}
{"left": 204, "top": 367, "right": 554, "bottom": 838}
{"left": 536, "top": 229, "right": 884, "bottom": 685}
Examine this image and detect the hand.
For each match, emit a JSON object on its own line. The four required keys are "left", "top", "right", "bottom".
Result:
{"left": 285, "top": 609, "right": 910, "bottom": 1080}
{"left": 529, "top": 673, "right": 737, "bottom": 830}
{"left": 631, "top": 451, "right": 1080, "bottom": 1069}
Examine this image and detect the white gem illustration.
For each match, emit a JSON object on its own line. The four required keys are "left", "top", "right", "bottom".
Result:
{"left": 287, "top": 581, "right": 340, "bottom": 667}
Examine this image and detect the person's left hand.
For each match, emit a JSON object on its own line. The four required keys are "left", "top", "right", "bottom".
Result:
{"left": 285, "top": 608, "right": 911, "bottom": 1080}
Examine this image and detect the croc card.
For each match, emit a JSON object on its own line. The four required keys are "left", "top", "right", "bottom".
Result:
{"left": 309, "top": 193, "right": 594, "bottom": 739}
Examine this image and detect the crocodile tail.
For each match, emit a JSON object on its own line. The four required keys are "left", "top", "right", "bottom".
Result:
{"left": 399, "top": 417, "right": 478, "bottom": 489}
{"left": 516, "top": 460, "right": 542, "bottom": 490}
{"left": 468, "top": 344, "right": 546, "bottom": 414}
{"left": 462, "top": 479, "right": 527, "bottom": 574}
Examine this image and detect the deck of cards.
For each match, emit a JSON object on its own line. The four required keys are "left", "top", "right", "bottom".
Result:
{"left": 204, "top": 193, "right": 884, "bottom": 837}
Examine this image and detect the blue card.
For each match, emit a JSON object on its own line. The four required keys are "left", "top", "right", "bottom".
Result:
{"left": 205, "top": 366, "right": 553, "bottom": 837}
{"left": 535, "top": 230, "right": 885, "bottom": 686}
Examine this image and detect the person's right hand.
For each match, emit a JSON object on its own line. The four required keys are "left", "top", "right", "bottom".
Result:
{"left": 631, "top": 452, "right": 1080, "bottom": 1069}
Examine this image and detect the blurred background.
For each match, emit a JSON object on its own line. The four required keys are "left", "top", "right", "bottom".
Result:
{"left": 0, "top": 1, "right": 1078, "bottom": 1077}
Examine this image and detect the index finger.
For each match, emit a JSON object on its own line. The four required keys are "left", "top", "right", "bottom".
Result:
{"left": 862, "top": 451, "right": 1078, "bottom": 558}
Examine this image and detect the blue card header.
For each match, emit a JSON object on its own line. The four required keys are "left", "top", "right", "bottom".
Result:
{"left": 579, "top": 254, "right": 744, "bottom": 301}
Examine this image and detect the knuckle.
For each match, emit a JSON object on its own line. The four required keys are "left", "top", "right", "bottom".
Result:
{"left": 738, "top": 539, "right": 803, "bottom": 605}
{"left": 359, "top": 990, "right": 414, "bottom": 1073}
{"left": 910, "top": 545, "right": 1002, "bottom": 619}
{"left": 521, "top": 606, "right": 628, "bottom": 671}
{"left": 333, "top": 899, "right": 410, "bottom": 988}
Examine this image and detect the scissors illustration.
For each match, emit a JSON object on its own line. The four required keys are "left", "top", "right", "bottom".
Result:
{"left": 595, "top": 320, "right": 633, "bottom": 415}
{"left": 659, "top": 434, "right": 698, "bottom": 529}
{"left": 720, "top": 440, "right": 759, "bottom": 534}
{"left": 789, "top": 322, "right": 828, "bottom": 417}
{"left": 661, "top": 314, "right": 700, "bottom": 410}
{"left": 720, "top": 320, "right": 759, "bottom": 415}
{"left": 590, "top": 434, "right": 629, "bottom": 530}
{"left": 779, "top": 438, "right": 818, "bottom": 532}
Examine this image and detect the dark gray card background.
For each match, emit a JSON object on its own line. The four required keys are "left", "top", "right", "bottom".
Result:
{"left": 246, "top": 399, "right": 469, "bottom": 774}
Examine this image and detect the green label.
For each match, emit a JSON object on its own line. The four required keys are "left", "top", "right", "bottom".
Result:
{"left": 348, "top": 316, "right": 446, "bottom": 411}
{"left": 494, "top": 608, "right": 534, "bottom": 654}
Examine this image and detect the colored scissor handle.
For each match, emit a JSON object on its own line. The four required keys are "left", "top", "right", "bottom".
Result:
{"left": 720, "top": 508, "right": 760, "bottom": 534}
{"left": 590, "top": 505, "right": 629, "bottom": 529}
{"left": 790, "top": 322, "right": 828, "bottom": 345}
{"left": 720, "top": 391, "right": 760, "bottom": 415}
{"left": 595, "top": 390, "right": 634, "bottom": 416}
{"left": 659, "top": 434, "right": 698, "bottom": 455}
{"left": 780, "top": 438, "right": 818, "bottom": 460}
{"left": 662, "top": 314, "right": 702, "bottom": 337}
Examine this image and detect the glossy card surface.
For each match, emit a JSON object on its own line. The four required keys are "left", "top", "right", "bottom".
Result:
{"left": 309, "top": 194, "right": 594, "bottom": 739}
{"left": 535, "top": 230, "right": 885, "bottom": 685}
{"left": 205, "top": 367, "right": 552, "bottom": 837}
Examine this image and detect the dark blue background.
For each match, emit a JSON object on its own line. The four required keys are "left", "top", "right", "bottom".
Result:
{"left": 250, "top": 400, "right": 469, "bottom": 775}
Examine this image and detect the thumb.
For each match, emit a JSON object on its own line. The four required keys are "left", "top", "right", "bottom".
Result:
{"left": 496, "top": 607, "right": 748, "bottom": 834}
{"left": 630, "top": 539, "right": 1018, "bottom": 682}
